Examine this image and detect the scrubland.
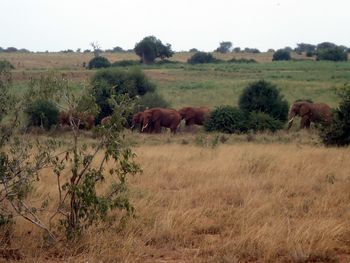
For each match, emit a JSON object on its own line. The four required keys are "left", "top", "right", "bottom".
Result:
{"left": 5, "top": 138, "right": 350, "bottom": 262}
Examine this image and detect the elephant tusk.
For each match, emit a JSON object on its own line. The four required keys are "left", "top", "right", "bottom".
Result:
{"left": 288, "top": 117, "right": 295, "bottom": 124}
{"left": 141, "top": 123, "right": 148, "bottom": 131}
{"left": 130, "top": 124, "right": 135, "bottom": 130}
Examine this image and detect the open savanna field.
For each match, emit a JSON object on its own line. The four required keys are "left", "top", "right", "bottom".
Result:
{"left": 1, "top": 52, "right": 350, "bottom": 262}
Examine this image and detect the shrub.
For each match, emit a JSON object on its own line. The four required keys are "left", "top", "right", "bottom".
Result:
{"left": 320, "top": 86, "right": 350, "bottom": 146}
{"left": 188, "top": 52, "right": 218, "bottom": 64}
{"left": 272, "top": 49, "right": 291, "bottom": 61}
{"left": 316, "top": 47, "right": 348, "bottom": 61}
{"left": 227, "top": 58, "right": 257, "bottom": 64}
{"left": 247, "top": 112, "right": 284, "bottom": 132}
{"left": 238, "top": 80, "right": 289, "bottom": 122}
{"left": 136, "top": 92, "right": 170, "bottom": 111}
{"left": 0, "top": 60, "right": 15, "bottom": 70}
{"left": 24, "top": 99, "right": 59, "bottom": 130}
{"left": 111, "top": 60, "right": 140, "bottom": 67}
{"left": 91, "top": 68, "right": 155, "bottom": 122}
{"left": 204, "top": 106, "right": 248, "bottom": 133}
{"left": 88, "top": 56, "right": 111, "bottom": 69}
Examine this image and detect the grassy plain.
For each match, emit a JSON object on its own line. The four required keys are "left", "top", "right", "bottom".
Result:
{"left": 8, "top": 141, "right": 350, "bottom": 262}
{"left": 1, "top": 52, "right": 350, "bottom": 262}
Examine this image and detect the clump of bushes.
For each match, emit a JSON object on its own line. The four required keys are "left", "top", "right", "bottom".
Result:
{"left": 24, "top": 99, "right": 59, "bottom": 130}
{"left": 204, "top": 106, "right": 248, "bottom": 133}
{"left": 227, "top": 58, "right": 257, "bottom": 63}
{"left": 88, "top": 56, "right": 111, "bottom": 69}
{"left": 205, "top": 80, "right": 287, "bottom": 134}
{"left": 316, "top": 47, "right": 348, "bottom": 61}
{"left": 111, "top": 60, "right": 140, "bottom": 67}
{"left": 204, "top": 107, "right": 284, "bottom": 134}
{"left": 135, "top": 92, "right": 170, "bottom": 111}
{"left": 320, "top": 86, "right": 350, "bottom": 146}
{"left": 239, "top": 80, "right": 289, "bottom": 122}
{"left": 0, "top": 60, "right": 15, "bottom": 70}
{"left": 91, "top": 68, "right": 155, "bottom": 122}
{"left": 272, "top": 49, "right": 291, "bottom": 61}
{"left": 247, "top": 112, "right": 284, "bottom": 132}
{"left": 188, "top": 52, "right": 219, "bottom": 64}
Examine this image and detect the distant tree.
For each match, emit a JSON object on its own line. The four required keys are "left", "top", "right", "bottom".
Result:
{"left": 5, "top": 47, "right": 18, "bottom": 52}
{"left": 233, "top": 47, "right": 241, "bottom": 53}
{"left": 215, "top": 41, "right": 233, "bottom": 53}
{"left": 295, "top": 43, "right": 316, "bottom": 53}
{"left": 272, "top": 49, "right": 291, "bottom": 61}
{"left": 76, "top": 48, "right": 81, "bottom": 53}
{"left": 244, "top": 48, "right": 260, "bottom": 53}
{"left": 284, "top": 46, "right": 293, "bottom": 52}
{"left": 189, "top": 48, "right": 199, "bottom": 53}
{"left": 134, "top": 36, "right": 174, "bottom": 64}
{"left": 0, "top": 47, "right": 3, "bottom": 52}
{"left": 18, "top": 48, "right": 30, "bottom": 53}
{"left": 317, "top": 42, "right": 337, "bottom": 50}
{"left": 90, "top": 42, "right": 102, "bottom": 57}
{"left": 83, "top": 49, "right": 91, "bottom": 53}
{"left": 112, "top": 46, "right": 124, "bottom": 52}
{"left": 267, "top": 49, "right": 275, "bottom": 53}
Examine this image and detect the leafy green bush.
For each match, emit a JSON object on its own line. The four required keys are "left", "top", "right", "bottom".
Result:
{"left": 111, "top": 60, "right": 140, "bottom": 67}
{"left": 247, "top": 112, "right": 284, "bottom": 132}
{"left": 238, "top": 80, "right": 289, "bottom": 122}
{"left": 136, "top": 92, "right": 170, "bottom": 111}
{"left": 91, "top": 68, "right": 155, "bottom": 122}
{"left": 204, "top": 106, "right": 248, "bottom": 133}
{"left": 88, "top": 56, "right": 111, "bottom": 69}
{"left": 272, "top": 49, "right": 291, "bottom": 61}
{"left": 25, "top": 99, "right": 59, "bottom": 130}
{"left": 0, "top": 60, "right": 15, "bottom": 70}
{"left": 316, "top": 47, "right": 348, "bottom": 61}
{"left": 227, "top": 58, "right": 257, "bottom": 63}
{"left": 188, "top": 52, "right": 218, "bottom": 64}
{"left": 320, "top": 86, "right": 350, "bottom": 146}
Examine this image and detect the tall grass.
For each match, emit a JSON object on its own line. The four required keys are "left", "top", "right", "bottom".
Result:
{"left": 7, "top": 142, "right": 350, "bottom": 262}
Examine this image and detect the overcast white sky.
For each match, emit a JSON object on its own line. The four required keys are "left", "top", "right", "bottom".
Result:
{"left": 1, "top": 0, "right": 349, "bottom": 52}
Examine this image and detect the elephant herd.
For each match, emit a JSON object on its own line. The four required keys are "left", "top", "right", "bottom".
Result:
{"left": 130, "top": 107, "right": 210, "bottom": 134}
{"left": 58, "top": 101, "right": 333, "bottom": 133}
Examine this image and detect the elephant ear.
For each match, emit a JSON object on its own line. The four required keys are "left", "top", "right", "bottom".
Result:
{"left": 299, "top": 104, "right": 310, "bottom": 117}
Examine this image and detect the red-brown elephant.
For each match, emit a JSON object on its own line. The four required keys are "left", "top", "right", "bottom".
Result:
{"left": 178, "top": 106, "right": 210, "bottom": 130}
{"left": 141, "top": 108, "right": 181, "bottom": 134}
{"left": 131, "top": 112, "right": 154, "bottom": 133}
{"left": 59, "top": 111, "right": 95, "bottom": 130}
{"left": 287, "top": 101, "right": 332, "bottom": 130}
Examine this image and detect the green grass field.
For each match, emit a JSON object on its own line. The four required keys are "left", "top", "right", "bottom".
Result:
{"left": 5, "top": 52, "right": 350, "bottom": 110}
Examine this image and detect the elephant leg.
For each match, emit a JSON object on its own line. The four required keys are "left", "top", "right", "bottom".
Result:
{"left": 154, "top": 122, "right": 162, "bottom": 133}
{"left": 300, "top": 116, "right": 310, "bottom": 129}
{"left": 185, "top": 119, "right": 195, "bottom": 132}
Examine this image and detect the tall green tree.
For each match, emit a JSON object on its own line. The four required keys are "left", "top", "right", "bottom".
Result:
{"left": 134, "top": 36, "right": 174, "bottom": 64}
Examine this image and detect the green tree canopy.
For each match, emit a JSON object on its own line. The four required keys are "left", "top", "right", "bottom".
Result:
{"left": 134, "top": 36, "right": 174, "bottom": 64}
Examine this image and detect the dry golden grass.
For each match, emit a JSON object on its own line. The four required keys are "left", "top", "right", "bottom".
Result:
{"left": 0, "top": 51, "right": 313, "bottom": 71}
{"left": 5, "top": 141, "right": 350, "bottom": 262}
